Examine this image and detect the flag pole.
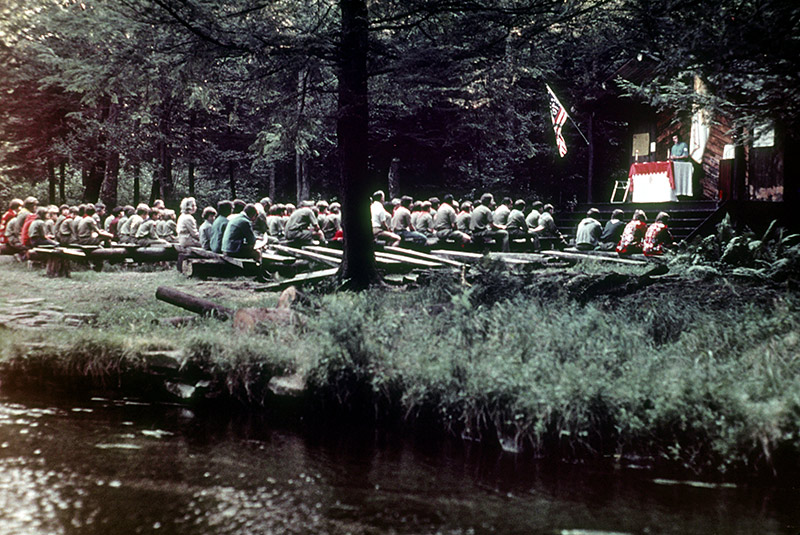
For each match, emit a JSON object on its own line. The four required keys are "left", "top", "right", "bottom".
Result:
{"left": 547, "top": 84, "right": 589, "bottom": 146}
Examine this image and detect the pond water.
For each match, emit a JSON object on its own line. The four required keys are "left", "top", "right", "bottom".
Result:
{"left": 0, "top": 396, "right": 798, "bottom": 535}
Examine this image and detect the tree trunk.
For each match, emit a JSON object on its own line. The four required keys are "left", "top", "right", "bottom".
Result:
{"left": 295, "top": 152, "right": 309, "bottom": 203}
{"left": 133, "top": 162, "right": 141, "bottom": 205}
{"left": 58, "top": 161, "right": 66, "bottom": 204}
{"left": 587, "top": 111, "right": 594, "bottom": 203}
{"left": 83, "top": 97, "right": 110, "bottom": 203}
{"left": 228, "top": 161, "right": 236, "bottom": 199}
{"left": 149, "top": 172, "right": 160, "bottom": 205}
{"left": 101, "top": 150, "right": 120, "bottom": 208}
{"left": 47, "top": 159, "right": 56, "bottom": 205}
{"left": 268, "top": 163, "right": 276, "bottom": 200}
{"left": 188, "top": 110, "right": 197, "bottom": 197}
{"left": 388, "top": 157, "right": 400, "bottom": 199}
{"left": 337, "top": 0, "right": 379, "bottom": 290}
{"left": 157, "top": 139, "right": 174, "bottom": 205}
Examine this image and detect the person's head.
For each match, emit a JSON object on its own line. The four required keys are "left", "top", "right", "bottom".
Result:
{"left": 69, "top": 206, "right": 79, "bottom": 217}
{"left": 531, "top": 200, "right": 543, "bottom": 212}
{"left": 421, "top": 201, "right": 431, "bottom": 212}
{"left": 372, "top": 190, "right": 385, "bottom": 203}
{"left": 460, "top": 200, "right": 472, "bottom": 212}
{"left": 672, "top": 134, "right": 680, "bottom": 144}
{"left": 85, "top": 204, "right": 96, "bottom": 216}
{"left": 611, "top": 209, "right": 624, "bottom": 221}
{"left": 429, "top": 197, "right": 440, "bottom": 209}
{"left": 9, "top": 199, "right": 23, "bottom": 211}
{"left": 285, "top": 203, "right": 296, "bottom": 215}
{"left": 411, "top": 201, "right": 421, "bottom": 212}
{"left": 59, "top": 204, "right": 70, "bottom": 216}
{"left": 23, "top": 196, "right": 38, "bottom": 211}
{"left": 180, "top": 197, "right": 197, "bottom": 214}
{"left": 152, "top": 199, "right": 165, "bottom": 209}
{"left": 136, "top": 203, "right": 150, "bottom": 216}
{"left": 587, "top": 208, "right": 600, "bottom": 218}
{"left": 217, "top": 200, "right": 233, "bottom": 217}
{"left": 480, "top": 193, "right": 494, "bottom": 207}
{"left": 124, "top": 205, "right": 135, "bottom": 217}
{"left": 269, "top": 204, "right": 281, "bottom": 215}
{"left": 35, "top": 206, "right": 48, "bottom": 220}
{"left": 316, "top": 200, "right": 329, "bottom": 212}
{"left": 655, "top": 211, "right": 670, "bottom": 223}
{"left": 443, "top": 194, "right": 454, "bottom": 205}
{"left": 111, "top": 205, "right": 123, "bottom": 216}
{"left": 149, "top": 208, "right": 161, "bottom": 220}
{"left": 232, "top": 199, "right": 246, "bottom": 214}
{"left": 543, "top": 203, "right": 554, "bottom": 213}
{"left": 329, "top": 202, "right": 341, "bottom": 214}
{"left": 202, "top": 206, "right": 217, "bottom": 221}
{"left": 243, "top": 204, "right": 258, "bottom": 220}
{"left": 633, "top": 209, "right": 647, "bottom": 222}
{"left": 502, "top": 196, "right": 512, "bottom": 207}
{"left": 514, "top": 199, "right": 526, "bottom": 211}
{"left": 400, "top": 195, "right": 413, "bottom": 208}
{"left": 47, "top": 205, "right": 59, "bottom": 219}
{"left": 259, "top": 197, "right": 272, "bottom": 209}
{"left": 95, "top": 202, "right": 106, "bottom": 215}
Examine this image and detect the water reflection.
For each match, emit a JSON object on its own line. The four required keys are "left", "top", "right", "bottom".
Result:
{"left": 0, "top": 396, "right": 797, "bottom": 535}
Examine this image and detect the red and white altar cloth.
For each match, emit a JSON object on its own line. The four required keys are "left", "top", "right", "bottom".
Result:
{"left": 627, "top": 161, "right": 693, "bottom": 203}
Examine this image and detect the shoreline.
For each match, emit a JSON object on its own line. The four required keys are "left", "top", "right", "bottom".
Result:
{"left": 0, "top": 259, "right": 798, "bottom": 482}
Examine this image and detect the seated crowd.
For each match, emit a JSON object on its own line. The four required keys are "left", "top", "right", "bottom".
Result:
{"left": 0, "top": 192, "right": 674, "bottom": 263}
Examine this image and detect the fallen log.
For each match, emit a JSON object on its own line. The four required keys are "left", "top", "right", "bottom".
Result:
{"left": 155, "top": 286, "right": 233, "bottom": 320}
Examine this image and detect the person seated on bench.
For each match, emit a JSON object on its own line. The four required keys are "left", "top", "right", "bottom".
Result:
{"left": 470, "top": 193, "right": 509, "bottom": 252}
{"left": 198, "top": 206, "right": 217, "bottom": 250}
{"left": 643, "top": 212, "right": 674, "bottom": 256}
{"left": 0, "top": 199, "right": 23, "bottom": 255}
{"left": 44, "top": 205, "right": 59, "bottom": 238}
{"left": 159, "top": 209, "right": 178, "bottom": 243}
{"left": 28, "top": 207, "right": 58, "bottom": 247}
{"left": 599, "top": 209, "right": 625, "bottom": 251}
{"left": 493, "top": 197, "right": 513, "bottom": 226}
{"left": 370, "top": 190, "right": 401, "bottom": 246}
{"left": 393, "top": 195, "right": 428, "bottom": 246}
{"left": 177, "top": 197, "right": 201, "bottom": 247}
{"left": 616, "top": 209, "right": 648, "bottom": 255}
{"left": 506, "top": 199, "right": 530, "bottom": 246}
{"left": 285, "top": 200, "right": 325, "bottom": 245}
{"left": 77, "top": 204, "right": 114, "bottom": 246}
{"left": 134, "top": 208, "right": 168, "bottom": 246}
{"left": 415, "top": 201, "right": 435, "bottom": 237}
{"left": 525, "top": 200, "right": 543, "bottom": 229}
{"left": 574, "top": 208, "right": 602, "bottom": 251}
{"left": 321, "top": 202, "right": 341, "bottom": 241}
{"left": 434, "top": 194, "right": 471, "bottom": 245}
{"left": 456, "top": 200, "right": 473, "bottom": 235}
{"left": 210, "top": 200, "right": 233, "bottom": 253}
{"left": 530, "top": 204, "right": 566, "bottom": 250}
{"left": 222, "top": 203, "right": 260, "bottom": 260}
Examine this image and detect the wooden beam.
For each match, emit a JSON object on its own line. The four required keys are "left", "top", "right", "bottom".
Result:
{"left": 155, "top": 286, "right": 234, "bottom": 319}
{"left": 384, "top": 245, "right": 464, "bottom": 267}
{"left": 540, "top": 250, "right": 648, "bottom": 265}
{"left": 254, "top": 267, "right": 339, "bottom": 292}
{"left": 430, "top": 249, "right": 485, "bottom": 263}
{"left": 271, "top": 244, "right": 342, "bottom": 267}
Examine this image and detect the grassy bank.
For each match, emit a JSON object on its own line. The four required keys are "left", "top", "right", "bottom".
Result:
{"left": 1, "top": 258, "right": 798, "bottom": 479}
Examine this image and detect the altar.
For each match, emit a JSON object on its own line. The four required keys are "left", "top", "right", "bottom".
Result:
{"left": 627, "top": 161, "right": 693, "bottom": 202}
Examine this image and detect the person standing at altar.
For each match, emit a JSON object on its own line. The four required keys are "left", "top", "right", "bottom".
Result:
{"left": 669, "top": 134, "right": 689, "bottom": 161}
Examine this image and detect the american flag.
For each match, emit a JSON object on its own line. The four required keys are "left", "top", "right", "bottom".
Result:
{"left": 546, "top": 84, "right": 568, "bottom": 157}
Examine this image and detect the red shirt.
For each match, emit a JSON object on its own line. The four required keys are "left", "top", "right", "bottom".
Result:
{"left": 616, "top": 220, "right": 647, "bottom": 255}
{"left": 643, "top": 222, "right": 672, "bottom": 256}
{"left": 0, "top": 209, "right": 18, "bottom": 245}
{"left": 20, "top": 213, "right": 38, "bottom": 248}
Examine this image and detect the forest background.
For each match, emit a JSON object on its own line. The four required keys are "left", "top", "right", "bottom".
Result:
{"left": 1, "top": 0, "right": 797, "bottom": 212}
